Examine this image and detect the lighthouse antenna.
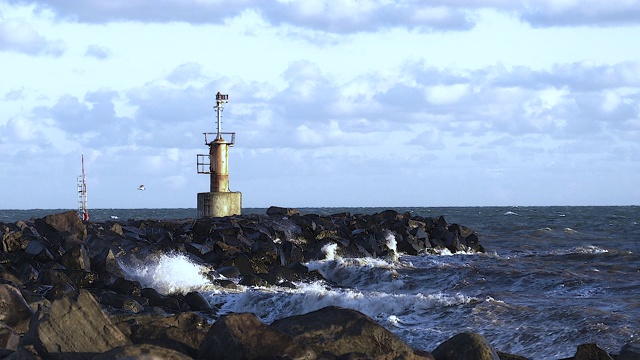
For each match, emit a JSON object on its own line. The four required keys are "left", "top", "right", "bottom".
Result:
{"left": 214, "top": 92, "right": 229, "bottom": 139}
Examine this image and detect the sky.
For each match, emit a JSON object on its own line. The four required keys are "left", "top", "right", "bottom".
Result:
{"left": 1, "top": 0, "right": 639, "bottom": 209}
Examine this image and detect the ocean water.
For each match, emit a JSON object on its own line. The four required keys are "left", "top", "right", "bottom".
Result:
{"left": 2, "top": 206, "right": 639, "bottom": 359}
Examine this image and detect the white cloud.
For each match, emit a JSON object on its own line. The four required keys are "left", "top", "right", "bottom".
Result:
{"left": 0, "top": 17, "right": 65, "bottom": 55}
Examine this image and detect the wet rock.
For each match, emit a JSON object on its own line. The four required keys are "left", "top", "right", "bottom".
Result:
{"left": 271, "top": 306, "right": 431, "bottom": 360}
{"left": 562, "top": 343, "right": 613, "bottom": 360}
{"left": 99, "top": 290, "right": 146, "bottom": 313}
{"left": 497, "top": 351, "right": 531, "bottom": 360}
{"left": 140, "top": 288, "right": 181, "bottom": 312}
{"left": 26, "top": 289, "right": 131, "bottom": 358}
{"left": 431, "top": 332, "right": 499, "bottom": 360}
{"left": 184, "top": 291, "right": 211, "bottom": 311}
{"left": 198, "top": 312, "right": 316, "bottom": 360}
{"left": 215, "top": 266, "right": 240, "bottom": 278}
{"left": 617, "top": 341, "right": 640, "bottom": 360}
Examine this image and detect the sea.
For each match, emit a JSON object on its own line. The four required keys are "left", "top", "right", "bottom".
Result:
{"left": 1, "top": 206, "right": 639, "bottom": 359}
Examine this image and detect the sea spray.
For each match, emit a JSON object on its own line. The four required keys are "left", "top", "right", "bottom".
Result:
{"left": 321, "top": 242, "right": 338, "bottom": 260}
{"left": 385, "top": 230, "right": 399, "bottom": 262}
{"left": 121, "top": 253, "right": 211, "bottom": 295}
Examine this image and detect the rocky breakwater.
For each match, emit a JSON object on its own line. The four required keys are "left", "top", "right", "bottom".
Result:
{"left": 0, "top": 207, "right": 634, "bottom": 360}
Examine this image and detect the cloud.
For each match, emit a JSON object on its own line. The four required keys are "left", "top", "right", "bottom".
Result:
{"left": 520, "top": 0, "right": 640, "bottom": 27}
{"left": 261, "top": 1, "right": 475, "bottom": 33}
{"left": 166, "top": 62, "right": 204, "bottom": 84}
{"left": 11, "top": 0, "right": 640, "bottom": 34}
{"left": 15, "top": 0, "right": 477, "bottom": 32}
{"left": 20, "top": 0, "right": 251, "bottom": 24}
{"left": 0, "top": 18, "right": 65, "bottom": 55}
{"left": 84, "top": 44, "right": 110, "bottom": 59}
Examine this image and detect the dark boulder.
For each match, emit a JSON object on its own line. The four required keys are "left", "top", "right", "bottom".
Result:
{"left": 26, "top": 289, "right": 131, "bottom": 358}
{"left": 431, "top": 332, "right": 499, "bottom": 360}
{"left": 617, "top": 341, "right": 640, "bottom": 360}
{"left": 215, "top": 266, "right": 240, "bottom": 279}
{"left": 0, "top": 284, "right": 34, "bottom": 334}
{"left": 266, "top": 206, "right": 301, "bottom": 217}
{"left": 126, "top": 312, "right": 211, "bottom": 358}
{"left": 197, "top": 312, "right": 316, "bottom": 360}
{"left": 90, "top": 247, "right": 126, "bottom": 278}
{"left": 99, "top": 290, "right": 146, "bottom": 313}
{"left": 270, "top": 306, "right": 431, "bottom": 360}
{"left": 59, "top": 244, "right": 91, "bottom": 271}
{"left": 561, "top": 343, "right": 613, "bottom": 360}
{"left": 140, "top": 288, "right": 182, "bottom": 312}
{"left": 184, "top": 291, "right": 212, "bottom": 311}
{"left": 42, "top": 211, "right": 87, "bottom": 247}
{"left": 0, "top": 323, "right": 20, "bottom": 351}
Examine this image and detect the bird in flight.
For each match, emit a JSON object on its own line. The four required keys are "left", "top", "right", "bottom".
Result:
{"left": 138, "top": 185, "right": 145, "bottom": 191}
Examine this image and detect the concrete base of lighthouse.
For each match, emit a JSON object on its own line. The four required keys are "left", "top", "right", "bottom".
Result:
{"left": 197, "top": 192, "right": 242, "bottom": 218}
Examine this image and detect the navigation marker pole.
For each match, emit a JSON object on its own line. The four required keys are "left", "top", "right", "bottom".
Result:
{"left": 77, "top": 152, "right": 89, "bottom": 221}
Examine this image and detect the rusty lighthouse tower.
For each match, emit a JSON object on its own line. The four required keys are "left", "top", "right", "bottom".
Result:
{"left": 196, "top": 91, "right": 242, "bottom": 217}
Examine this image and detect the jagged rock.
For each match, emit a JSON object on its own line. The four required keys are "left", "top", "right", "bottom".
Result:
{"left": 42, "top": 211, "right": 87, "bottom": 247}
{"left": 125, "top": 312, "right": 211, "bottom": 358}
{"left": 0, "top": 284, "right": 34, "bottom": 334}
{"left": 91, "top": 343, "right": 192, "bottom": 360}
{"left": 27, "top": 289, "right": 131, "bottom": 358}
{"left": 3, "top": 345, "right": 41, "bottom": 359}
{"left": 271, "top": 306, "right": 431, "bottom": 360}
{"left": 99, "top": 290, "right": 146, "bottom": 313}
{"left": 59, "top": 244, "right": 91, "bottom": 271}
{"left": 562, "top": 343, "right": 613, "bottom": 360}
{"left": 497, "top": 351, "right": 531, "bottom": 360}
{"left": 0, "top": 323, "right": 21, "bottom": 351}
{"left": 431, "top": 332, "right": 499, "bottom": 360}
{"left": 197, "top": 312, "right": 316, "bottom": 360}
{"left": 266, "top": 206, "right": 300, "bottom": 217}
{"left": 617, "top": 341, "right": 640, "bottom": 360}
{"left": 24, "top": 239, "right": 55, "bottom": 262}
{"left": 90, "top": 247, "right": 126, "bottom": 278}
{"left": 215, "top": 266, "right": 240, "bottom": 278}
{"left": 2, "top": 228, "right": 26, "bottom": 253}
{"left": 140, "top": 288, "right": 182, "bottom": 312}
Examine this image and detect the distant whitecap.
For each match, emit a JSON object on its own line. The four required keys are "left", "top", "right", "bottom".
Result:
{"left": 504, "top": 211, "right": 519, "bottom": 216}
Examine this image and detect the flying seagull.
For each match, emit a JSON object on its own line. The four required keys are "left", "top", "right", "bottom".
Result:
{"left": 138, "top": 185, "right": 145, "bottom": 191}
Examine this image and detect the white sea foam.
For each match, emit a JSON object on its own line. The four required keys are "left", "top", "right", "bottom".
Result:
{"left": 121, "top": 253, "right": 212, "bottom": 295}
{"left": 321, "top": 243, "right": 338, "bottom": 260}
{"left": 385, "top": 231, "right": 399, "bottom": 262}
{"left": 576, "top": 245, "right": 608, "bottom": 254}
{"left": 204, "top": 281, "right": 476, "bottom": 325}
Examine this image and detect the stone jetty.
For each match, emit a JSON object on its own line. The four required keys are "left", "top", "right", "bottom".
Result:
{"left": 0, "top": 207, "right": 636, "bottom": 359}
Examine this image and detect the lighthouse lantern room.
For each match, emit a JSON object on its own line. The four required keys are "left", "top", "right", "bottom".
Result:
{"left": 196, "top": 91, "right": 242, "bottom": 217}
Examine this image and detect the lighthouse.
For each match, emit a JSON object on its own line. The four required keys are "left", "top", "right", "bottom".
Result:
{"left": 196, "top": 91, "right": 242, "bottom": 217}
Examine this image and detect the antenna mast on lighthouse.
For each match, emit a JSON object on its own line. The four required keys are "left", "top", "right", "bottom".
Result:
{"left": 215, "top": 91, "right": 229, "bottom": 140}
{"left": 77, "top": 152, "right": 89, "bottom": 221}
